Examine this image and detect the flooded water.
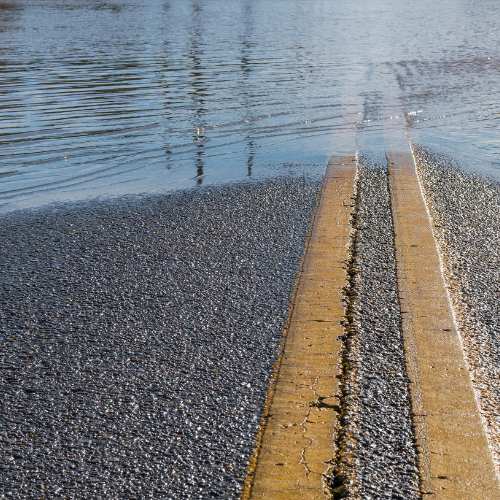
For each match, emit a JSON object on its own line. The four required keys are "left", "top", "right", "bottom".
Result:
{"left": 2, "top": 0, "right": 500, "bottom": 212}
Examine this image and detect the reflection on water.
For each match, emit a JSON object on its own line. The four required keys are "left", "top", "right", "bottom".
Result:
{"left": 1, "top": 0, "right": 500, "bottom": 211}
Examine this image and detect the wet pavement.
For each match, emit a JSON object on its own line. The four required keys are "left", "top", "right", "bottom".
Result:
{"left": 3, "top": 0, "right": 500, "bottom": 497}
{"left": 0, "top": 175, "right": 321, "bottom": 499}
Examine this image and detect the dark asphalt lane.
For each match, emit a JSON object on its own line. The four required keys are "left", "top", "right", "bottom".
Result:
{"left": 0, "top": 176, "right": 321, "bottom": 499}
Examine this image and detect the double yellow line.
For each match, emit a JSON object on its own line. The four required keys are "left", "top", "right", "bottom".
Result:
{"left": 242, "top": 152, "right": 499, "bottom": 499}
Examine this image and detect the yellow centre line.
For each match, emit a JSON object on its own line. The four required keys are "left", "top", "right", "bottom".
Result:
{"left": 388, "top": 150, "right": 500, "bottom": 499}
{"left": 241, "top": 156, "right": 356, "bottom": 500}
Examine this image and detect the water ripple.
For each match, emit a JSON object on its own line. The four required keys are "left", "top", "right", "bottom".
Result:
{"left": 2, "top": 0, "right": 500, "bottom": 211}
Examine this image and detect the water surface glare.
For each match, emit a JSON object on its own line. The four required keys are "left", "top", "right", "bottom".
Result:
{"left": 2, "top": 0, "right": 500, "bottom": 211}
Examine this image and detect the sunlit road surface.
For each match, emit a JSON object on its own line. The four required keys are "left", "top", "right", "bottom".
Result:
{"left": 246, "top": 146, "right": 500, "bottom": 498}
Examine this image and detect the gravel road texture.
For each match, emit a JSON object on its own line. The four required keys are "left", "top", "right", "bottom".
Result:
{"left": 0, "top": 175, "right": 321, "bottom": 499}
{"left": 329, "top": 160, "right": 420, "bottom": 499}
{"left": 414, "top": 145, "right": 500, "bottom": 469}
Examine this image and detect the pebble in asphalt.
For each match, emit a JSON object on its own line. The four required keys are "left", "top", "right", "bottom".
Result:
{"left": 0, "top": 175, "right": 321, "bottom": 499}
{"left": 329, "top": 159, "right": 420, "bottom": 499}
{"left": 414, "top": 145, "right": 500, "bottom": 468}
